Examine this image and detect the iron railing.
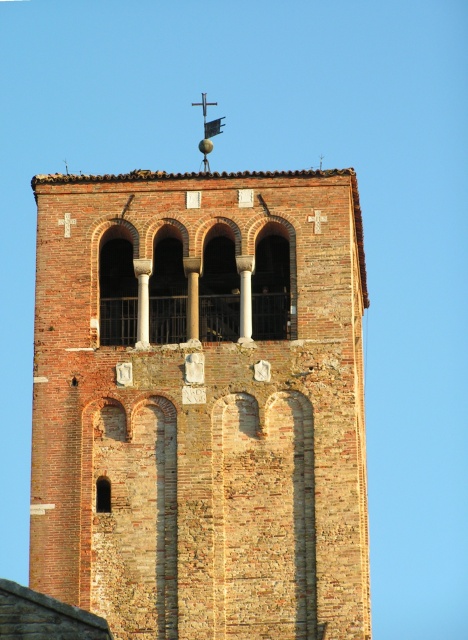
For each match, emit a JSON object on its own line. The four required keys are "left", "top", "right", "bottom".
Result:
{"left": 150, "top": 296, "right": 187, "bottom": 345}
{"left": 100, "top": 293, "right": 290, "bottom": 345}
{"left": 252, "top": 293, "right": 290, "bottom": 340}
{"left": 199, "top": 294, "right": 240, "bottom": 343}
{"left": 100, "top": 298, "right": 138, "bottom": 346}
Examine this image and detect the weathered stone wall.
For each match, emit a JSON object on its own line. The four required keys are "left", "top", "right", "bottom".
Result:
{"left": 30, "top": 172, "right": 370, "bottom": 640}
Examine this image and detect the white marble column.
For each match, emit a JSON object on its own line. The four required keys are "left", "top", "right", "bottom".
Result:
{"left": 183, "top": 257, "right": 202, "bottom": 342}
{"left": 133, "top": 258, "right": 153, "bottom": 348}
{"left": 236, "top": 255, "right": 255, "bottom": 342}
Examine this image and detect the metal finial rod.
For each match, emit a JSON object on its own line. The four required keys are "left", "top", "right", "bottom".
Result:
{"left": 192, "top": 93, "right": 217, "bottom": 121}
{"left": 192, "top": 93, "right": 225, "bottom": 172}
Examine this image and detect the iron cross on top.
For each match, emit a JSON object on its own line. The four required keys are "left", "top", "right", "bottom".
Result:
{"left": 192, "top": 93, "right": 217, "bottom": 118}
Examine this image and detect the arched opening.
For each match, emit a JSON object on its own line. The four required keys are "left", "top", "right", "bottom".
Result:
{"left": 96, "top": 477, "right": 111, "bottom": 513}
{"left": 253, "top": 225, "right": 290, "bottom": 340}
{"left": 200, "top": 229, "right": 239, "bottom": 342}
{"left": 100, "top": 229, "right": 137, "bottom": 345}
{"left": 149, "top": 234, "right": 187, "bottom": 344}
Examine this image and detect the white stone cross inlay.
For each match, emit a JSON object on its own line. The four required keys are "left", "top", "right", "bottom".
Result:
{"left": 58, "top": 212, "right": 77, "bottom": 238}
{"left": 308, "top": 210, "right": 328, "bottom": 234}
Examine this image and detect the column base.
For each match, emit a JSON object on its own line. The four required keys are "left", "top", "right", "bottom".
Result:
{"left": 237, "top": 337, "right": 256, "bottom": 347}
{"left": 180, "top": 339, "right": 202, "bottom": 349}
{"left": 135, "top": 340, "right": 151, "bottom": 350}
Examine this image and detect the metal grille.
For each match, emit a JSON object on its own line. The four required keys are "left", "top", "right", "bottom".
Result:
{"left": 100, "top": 298, "right": 138, "bottom": 346}
{"left": 252, "top": 293, "right": 290, "bottom": 340}
{"left": 100, "top": 293, "right": 290, "bottom": 346}
{"left": 199, "top": 294, "right": 240, "bottom": 342}
{"left": 150, "top": 296, "right": 187, "bottom": 344}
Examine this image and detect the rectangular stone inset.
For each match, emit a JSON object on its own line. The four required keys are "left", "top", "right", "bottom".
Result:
{"left": 30, "top": 503, "right": 55, "bottom": 516}
{"left": 185, "top": 353, "right": 205, "bottom": 384}
{"left": 116, "top": 362, "right": 133, "bottom": 387}
{"left": 238, "top": 189, "right": 254, "bottom": 208}
{"left": 182, "top": 386, "right": 206, "bottom": 404}
{"left": 186, "top": 191, "right": 201, "bottom": 209}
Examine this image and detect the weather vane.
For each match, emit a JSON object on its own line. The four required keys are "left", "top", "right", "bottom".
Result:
{"left": 192, "top": 92, "right": 225, "bottom": 172}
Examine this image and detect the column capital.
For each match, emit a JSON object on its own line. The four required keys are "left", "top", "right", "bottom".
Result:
{"left": 236, "top": 255, "right": 255, "bottom": 274}
{"left": 133, "top": 258, "right": 152, "bottom": 277}
{"left": 183, "top": 257, "right": 202, "bottom": 276}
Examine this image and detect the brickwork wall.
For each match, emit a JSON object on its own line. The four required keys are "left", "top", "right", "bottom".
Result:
{"left": 90, "top": 399, "right": 177, "bottom": 639}
{"left": 211, "top": 391, "right": 315, "bottom": 639}
{"left": 30, "top": 172, "right": 370, "bottom": 640}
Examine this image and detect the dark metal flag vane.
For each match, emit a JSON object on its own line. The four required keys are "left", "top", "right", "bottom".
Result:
{"left": 192, "top": 93, "right": 225, "bottom": 172}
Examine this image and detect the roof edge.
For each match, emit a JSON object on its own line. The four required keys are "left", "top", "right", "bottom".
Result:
{"left": 31, "top": 167, "right": 356, "bottom": 189}
{"left": 0, "top": 578, "right": 113, "bottom": 636}
{"left": 349, "top": 173, "right": 370, "bottom": 309}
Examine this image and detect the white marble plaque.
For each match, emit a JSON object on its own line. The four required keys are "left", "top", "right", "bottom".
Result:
{"left": 238, "top": 189, "right": 254, "bottom": 208}
{"left": 185, "top": 353, "right": 205, "bottom": 384}
{"left": 182, "top": 386, "right": 207, "bottom": 405}
{"left": 254, "top": 359, "right": 271, "bottom": 382}
{"left": 186, "top": 191, "right": 201, "bottom": 209}
{"left": 116, "top": 362, "right": 133, "bottom": 387}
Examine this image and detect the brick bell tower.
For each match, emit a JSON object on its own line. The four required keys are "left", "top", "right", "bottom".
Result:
{"left": 30, "top": 167, "right": 371, "bottom": 640}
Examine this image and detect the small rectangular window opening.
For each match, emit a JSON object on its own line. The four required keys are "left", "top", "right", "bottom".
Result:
{"left": 96, "top": 477, "right": 111, "bottom": 513}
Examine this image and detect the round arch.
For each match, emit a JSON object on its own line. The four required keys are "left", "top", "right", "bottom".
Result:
{"left": 245, "top": 214, "right": 297, "bottom": 255}
{"left": 129, "top": 393, "right": 178, "bottom": 441}
{"left": 91, "top": 218, "right": 140, "bottom": 259}
{"left": 82, "top": 396, "right": 129, "bottom": 441}
{"left": 195, "top": 216, "right": 242, "bottom": 258}
{"left": 144, "top": 217, "right": 190, "bottom": 258}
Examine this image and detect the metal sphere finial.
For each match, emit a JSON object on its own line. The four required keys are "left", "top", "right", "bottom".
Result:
{"left": 198, "top": 139, "right": 214, "bottom": 155}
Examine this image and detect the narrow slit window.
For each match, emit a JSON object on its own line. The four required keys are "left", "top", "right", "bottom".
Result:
{"left": 96, "top": 477, "right": 111, "bottom": 513}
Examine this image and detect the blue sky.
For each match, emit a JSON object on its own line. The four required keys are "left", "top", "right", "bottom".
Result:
{"left": 0, "top": 2, "right": 467, "bottom": 638}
